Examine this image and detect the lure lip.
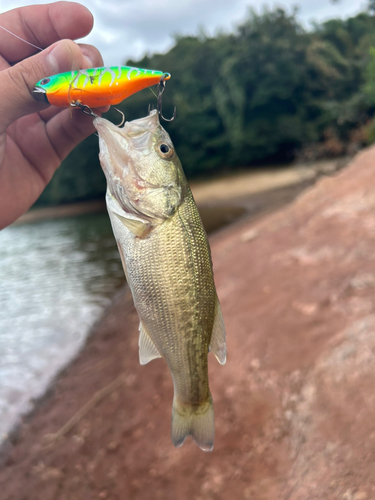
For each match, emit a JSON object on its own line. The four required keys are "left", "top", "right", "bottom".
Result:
{"left": 32, "top": 86, "right": 49, "bottom": 103}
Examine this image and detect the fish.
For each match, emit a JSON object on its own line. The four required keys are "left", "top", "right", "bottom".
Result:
{"left": 32, "top": 66, "right": 170, "bottom": 108}
{"left": 93, "top": 110, "right": 226, "bottom": 451}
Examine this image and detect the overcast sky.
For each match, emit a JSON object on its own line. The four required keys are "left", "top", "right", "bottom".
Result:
{"left": 0, "top": 0, "right": 368, "bottom": 65}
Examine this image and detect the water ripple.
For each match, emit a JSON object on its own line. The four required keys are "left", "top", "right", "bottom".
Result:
{"left": 0, "top": 213, "right": 124, "bottom": 441}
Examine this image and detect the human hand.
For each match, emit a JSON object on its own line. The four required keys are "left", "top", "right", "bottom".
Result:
{"left": 0, "top": 1, "right": 107, "bottom": 229}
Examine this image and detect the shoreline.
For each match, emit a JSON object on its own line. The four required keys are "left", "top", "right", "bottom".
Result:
{"left": 0, "top": 157, "right": 345, "bottom": 453}
{"left": 13, "top": 199, "right": 107, "bottom": 225}
{"left": 0, "top": 155, "right": 359, "bottom": 499}
{"left": 14, "top": 158, "right": 343, "bottom": 226}
{"left": 1, "top": 148, "right": 375, "bottom": 498}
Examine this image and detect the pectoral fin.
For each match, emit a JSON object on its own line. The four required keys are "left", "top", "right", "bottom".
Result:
{"left": 209, "top": 298, "right": 226, "bottom": 365}
{"left": 139, "top": 322, "right": 162, "bottom": 365}
{"left": 114, "top": 212, "right": 149, "bottom": 237}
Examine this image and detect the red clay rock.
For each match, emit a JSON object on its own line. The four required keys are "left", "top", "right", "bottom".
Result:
{"left": 1, "top": 148, "right": 375, "bottom": 499}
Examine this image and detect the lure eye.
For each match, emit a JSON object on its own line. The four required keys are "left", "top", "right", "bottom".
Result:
{"left": 40, "top": 78, "right": 50, "bottom": 86}
{"left": 157, "top": 142, "right": 174, "bottom": 159}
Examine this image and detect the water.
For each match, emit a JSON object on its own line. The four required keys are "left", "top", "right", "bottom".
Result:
{"left": 0, "top": 213, "right": 124, "bottom": 441}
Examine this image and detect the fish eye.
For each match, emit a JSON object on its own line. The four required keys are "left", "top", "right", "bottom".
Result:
{"left": 156, "top": 142, "right": 174, "bottom": 159}
{"left": 40, "top": 78, "right": 50, "bottom": 86}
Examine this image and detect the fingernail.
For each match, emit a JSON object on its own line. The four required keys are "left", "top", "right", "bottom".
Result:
{"left": 80, "top": 48, "right": 95, "bottom": 68}
{"left": 83, "top": 55, "right": 95, "bottom": 68}
{"left": 47, "top": 41, "right": 73, "bottom": 74}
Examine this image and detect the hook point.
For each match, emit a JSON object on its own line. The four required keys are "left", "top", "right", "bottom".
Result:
{"left": 113, "top": 107, "right": 125, "bottom": 127}
{"left": 157, "top": 74, "right": 176, "bottom": 122}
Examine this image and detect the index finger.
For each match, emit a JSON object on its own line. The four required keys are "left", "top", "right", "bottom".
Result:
{"left": 0, "top": 1, "right": 94, "bottom": 63}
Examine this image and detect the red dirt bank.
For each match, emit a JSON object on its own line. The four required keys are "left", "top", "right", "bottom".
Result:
{"left": 1, "top": 150, "right": 375, "bottom": 499}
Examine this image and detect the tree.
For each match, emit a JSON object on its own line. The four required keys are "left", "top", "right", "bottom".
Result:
{"left": 34, "top": 9, "right": 375, "bottom": 206}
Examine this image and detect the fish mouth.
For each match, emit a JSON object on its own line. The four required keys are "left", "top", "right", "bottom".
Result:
{"left": 93, "top": 111, "right": 161, "bottom": 187}
{"left": 94, "top": 110, "right": 160, "bottom": 142}
{"left": 32, "top": 87, "right": 49, "bottom": 103}
{"left": 123, "top": 109, "right": 160, "bottom": 137}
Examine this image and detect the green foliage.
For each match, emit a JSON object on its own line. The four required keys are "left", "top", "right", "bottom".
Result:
{"left": 35, "top": 8, "right": 375, "bottom": 206}
{"left": 363, "top": 47, "right": 375, "bottom": 104}
{"left": 36, "top": 133, "right": 105, "bottom": 206}
{"left": 363, "top": 117, "right": 375, "bottom": 144}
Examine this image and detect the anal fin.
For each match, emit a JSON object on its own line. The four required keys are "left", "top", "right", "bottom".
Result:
{"left": 139, "top": 322, "right": 162, "bottom": 365}
{"left": 209, "top": 297, "right": 226, "bottom": 365}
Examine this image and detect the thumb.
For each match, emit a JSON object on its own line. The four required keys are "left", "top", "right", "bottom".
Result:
{"left": 0, "top": 39, "right": 92, "bottom": 132}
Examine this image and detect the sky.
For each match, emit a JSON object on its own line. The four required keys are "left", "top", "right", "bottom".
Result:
{"left": 0, "top": 0, "right": 368, "bottom": 65}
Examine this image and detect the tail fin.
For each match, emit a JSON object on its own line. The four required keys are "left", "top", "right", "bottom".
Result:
{"left": 171, "top": 396, "right": 215, "bottom": 452}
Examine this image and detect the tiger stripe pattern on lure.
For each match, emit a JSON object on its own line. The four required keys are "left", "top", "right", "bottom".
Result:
{"left": 32, "top": 66, "right": 171, "bottom": 108}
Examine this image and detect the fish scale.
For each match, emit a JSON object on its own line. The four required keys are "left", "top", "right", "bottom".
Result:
{"left": 126, "top": 194, "right": 214, "bottom": 402}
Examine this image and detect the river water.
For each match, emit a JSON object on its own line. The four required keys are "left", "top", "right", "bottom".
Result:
{"left": 0, "top": 213, "right": 124, "bottom": 441}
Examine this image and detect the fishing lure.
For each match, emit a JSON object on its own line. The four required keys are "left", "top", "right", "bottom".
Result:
{"left": 0, "top": 26, "right": 172, "bottom": 111}
{"left": 32, "top": 66, "right": 171, "bottom": 108}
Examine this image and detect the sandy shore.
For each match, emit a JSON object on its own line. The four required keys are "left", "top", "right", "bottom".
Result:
{"left": 13, "top": 200, "right": 107, "bottom": 225}
{"left": 3, "top": 155, "right": 371, "bottom": 499}
{"left": 14, "top": 159, "right": 340, "bottom": 227}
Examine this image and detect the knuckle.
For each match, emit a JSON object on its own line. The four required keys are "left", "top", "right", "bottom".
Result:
{"left": 7, "top": 61, "right": 35, "bottom": 95}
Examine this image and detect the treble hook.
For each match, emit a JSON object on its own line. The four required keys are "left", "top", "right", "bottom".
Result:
{"left": 113, "top": 107, "right": 125, "bottom": 127}
{"left": 71, "top": 101, "right": 98, "bottom": 118}
{"left": 157, "top": 74, "right": 176, "bottom": 122}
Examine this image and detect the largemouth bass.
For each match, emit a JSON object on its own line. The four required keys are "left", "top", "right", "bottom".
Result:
{"left": 93, "top": 110, "right": 226, "bottom": 451}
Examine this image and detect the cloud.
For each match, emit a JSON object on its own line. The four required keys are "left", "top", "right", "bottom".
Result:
{"left": 0, "top": 0, "right": 367, "bottom": 65}
{"left": 83, "top": 0, "right": 252, "bottom": 64}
